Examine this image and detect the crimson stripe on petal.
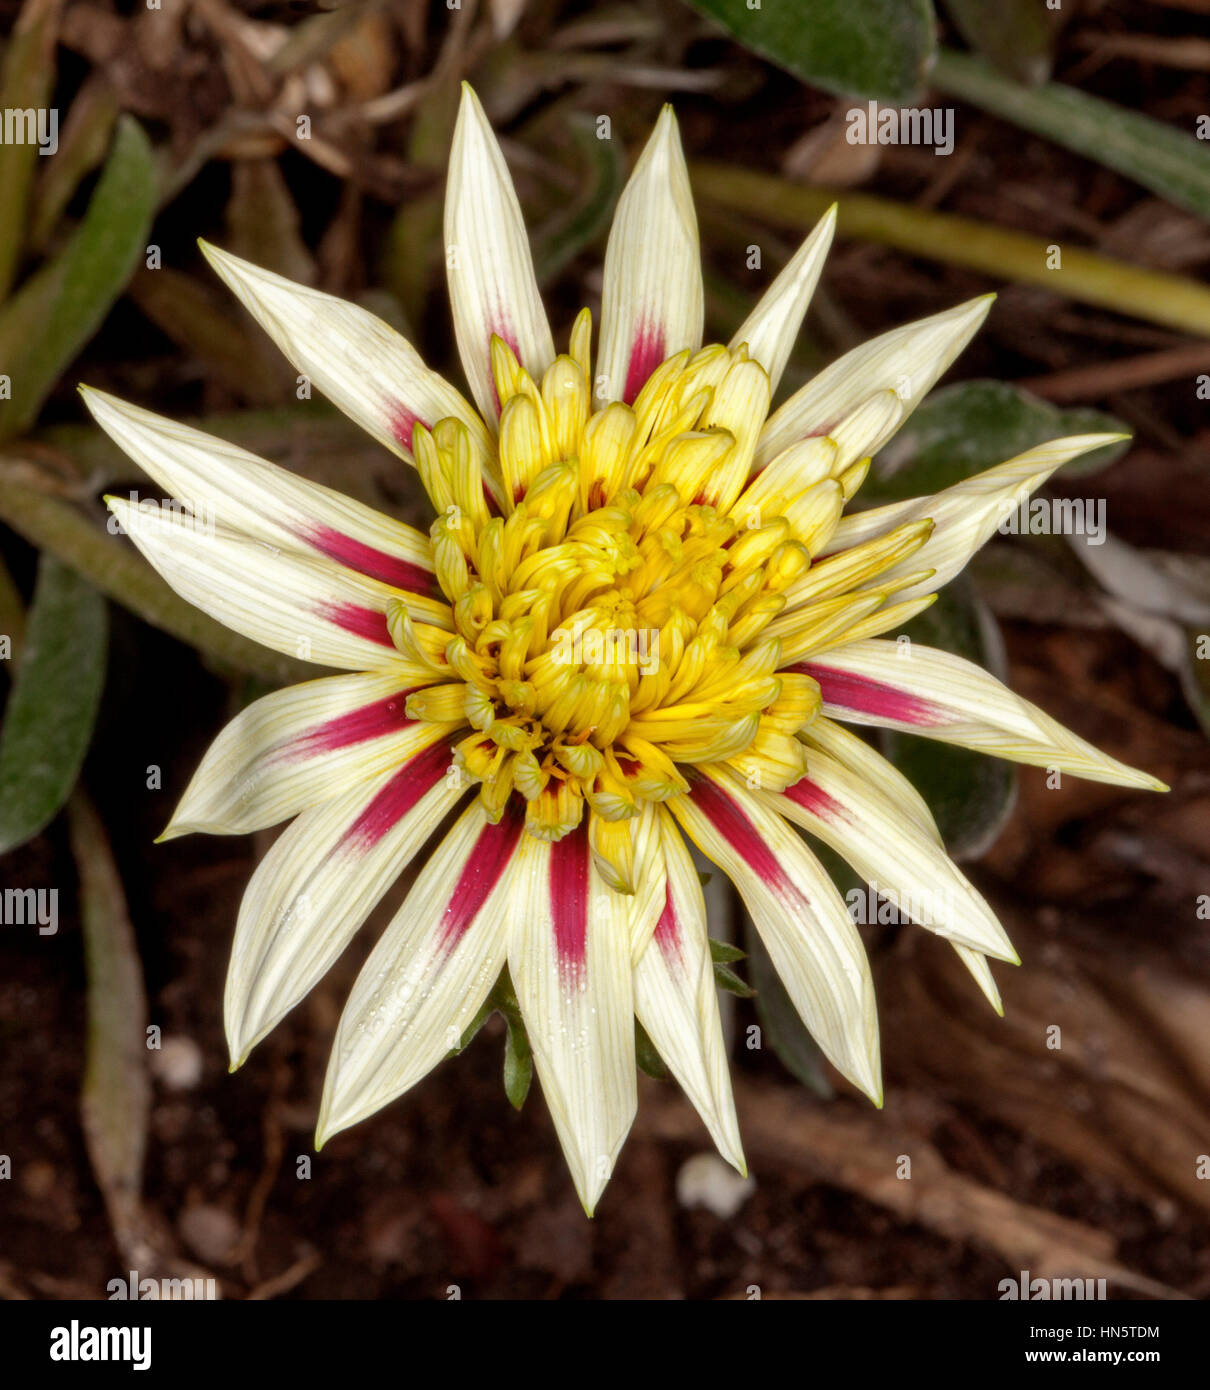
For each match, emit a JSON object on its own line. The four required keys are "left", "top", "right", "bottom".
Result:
{"left": 298, "top": 522, "right": 437, "bottom": 597}
{"left": 277, "top": 690, "right": 418, "bottom": 760}
{"left": 687, "top": 772, "right": 808, "bottom": 917}
{"left": 549, "top": 821, "right": 590, "bottom": 982}
{"left": 653, "top": 884, "right": 684, "bottom": 969}
{"left": 434, "top": 799, "right": 525, "bottom": 958}
{"left": 321, "top": 601, "right": 395, "bottom": 648}
{"left": 388, "top": 404, "right": 424, "bottom": 453}
{"left": 340, "top": 739, "right": 452, "bottom": 852}
{"left": 783, "top": 777, "right": 847, "bottom": 823}
{"left": 794, "top": 662, "right": 947, "bottom": 728}
{"left": 622, "top": 320, "right": 665, "bottom": 406}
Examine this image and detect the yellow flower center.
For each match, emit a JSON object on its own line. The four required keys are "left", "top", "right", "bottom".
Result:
{"left": 395, "top": 309, "right": 834, "bottom": 858}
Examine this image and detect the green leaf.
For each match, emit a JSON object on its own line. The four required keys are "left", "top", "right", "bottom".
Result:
{"left": 686, "top": 0, "right": 936, "bottom": 103}
{"left": 939, "top": 0, "right": 1054, "bottom": 85}
{"left": 0, "top": 0, "right": 58, "bottom": 301}
{"left": 880, "top": 578, "right": 1018, "bottom": 860}
{"left": 744, "top": 917, "right": 833, "bottom": 1098}
{"left": 934, "top": 48, "right": 1210, "bottom": 224}
{"left": 502, "top": 1010, "right": 533, "bottom": 1110}
{"left": 28, "top": 74, "right": 120, "bottom": 251}
{"left": 689, "top": 161, "right": 1210, "bottom": 338}
{"left": 712, "top": 959, "right": 755, "bottom": 998}
{"left": 708, "top": 938, "right": 746, "bottom": 964}
{"left": 869, "top": 379, "right": 1129, "bottom": 502}
{"left": 70, "top": 789, "right": 150, "bottom": 1251}
{"left": 0, "top": 116, "right": 156, "bottom": 441}
{"left": 634, "top": 1019, "right": 669, "bottom": 1080}
{"left": 0, "top": 554, "right": 107, "bottom": 853}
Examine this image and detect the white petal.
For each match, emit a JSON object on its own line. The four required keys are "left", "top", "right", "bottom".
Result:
{"left": 802, "top": 714, "right": 941, "bottom": 843}
{"left": 82, "top": 388, "right": 436, "bottom": 596}
{"left": 199, "top": 240, "right": 490, "bottom": 464}
{"left": 163, "top": 672, "right": 447, "bottom": 838}
{"left": 829, "top": 434, "right": 1128, "bottom": 602}
{"left": 757, "top": 296, "right": 994, "bottom": 468}
{"left": 105, "top": 496, "right": 448, "bottom": 671}
{"left": 802, "top": 718, "right": 1004, "bottom": 1011}
{"left": 225, "top": 737, "right": 463, "bottom": 1064}
{"left": 729, "top": 205, "right": 836, "bottom": 395}
{"left": 633, "top": 809, "right": 745, "bottom": 1173}
{"left": 670, "top": 766, "right": 882, "bottom": 1104}
{"left": 444, "top": 84, "right": 555, "bottom": 422}
{"left": 794, "top": 638, "right": 1167, "bottom": 790}
{"left": 953, "top": 945, "right": 1003, "bottom": 1015}
{"left": 507, "top": 825, "right": 637, "bottom": 1215}
{"left": 768, "top": 749, "right": 1018, "bottom": 961}
{"left": 597, "top": 106, "right": 703, "bottom": 406}
{"left": 317, "top": 800, "right": 523, "bottom": 1143}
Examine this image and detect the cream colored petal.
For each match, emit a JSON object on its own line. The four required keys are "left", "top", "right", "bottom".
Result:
{"left": 507, "top": 827, "right": 637, "bottom": 1215}
{"left": 633, "top": 809, "right": 745, "bottom": 1173}
{"left": 768, "top": 749, "right": 1018, "bottom": 961}
{"left": 801, "top": 718, "right": 1004, "bottom": 1010}
{"left": 795, "top": 638, "right": 1167, "bottom": 790}
{"left": 163, "top": 673, "right": 450, "bottom": 838}
{"left": 670, "top": 766, "right": 882, "bottom": 1104}
{"left": 83, "top": 387, "right": 435, "bottom": 595}
{"left": 199, "top": 240, "right": 490, "bottom": 464}
{"left": 105, "top": 496, "right": 448, "bottom": 671}
{"left": 829, "top": 434, "right": 1129, "bottom": 602}
{"left": 445, "top": 84, "right": 555, "bottom": 422}
{"left": 729, "top": 205, "right": 836, "bottom": 395}
{"left": 225, "top": 738, "right": 463, "bottom": 1065}
{"left": 801, "top": 715, "right": 940, "bottom": 843}
{"left": 317, "top": 801, "right": 522, "bottom": 1144}
{"left": 757, "top": 296, "right": 994, "bottom": 468}
{"left": 597, "top": 106, "right": 703, "bottom": 406}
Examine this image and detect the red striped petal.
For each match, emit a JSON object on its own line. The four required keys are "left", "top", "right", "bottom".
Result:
{"left": 321, "top": 601, "right": 395, "bottom": 648}
{"left": 687, "top": 772, "right": 808, "bottom": 913}
{"left": 549, "top": 821, "right": 590, "bottom": 981}
{"left": 622, "top": 320, "right": 666, "bottom": 406}
{"left": 794, "top": 662, "right": 947, "bottom": 727}
{"left": 435, "top": 799, "right": 525, "bottom": 957}
{"left": 340, "top": 740, "right": 453, "bottom": 851}
{"left": 298, "top": 522, "right": 437, "bottom": 596}
{"left": 653, "top": 884, "right": 685, "bottom": 968}
{"left": 278, "top": 690, "right": 418, "bottom": 760}
{"left": 388, "top": 404, "right": 425, "bottom": 453}
{"left": 782, "top": 776, "right": 847, "bottom": 822}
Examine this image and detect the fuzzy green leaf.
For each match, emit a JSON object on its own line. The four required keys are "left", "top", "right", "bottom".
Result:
{"left": 686, "top": 0, "right": 936, "bottom": 103}
{"left": 0, "top": 554, "right": 107, "bottom": 853}
{"left": 0, "top": 116, "right": 156, "bottom": 441}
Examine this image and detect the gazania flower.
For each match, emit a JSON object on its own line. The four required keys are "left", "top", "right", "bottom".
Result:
{"left": 82, "top": 86, "right": 1163, "bottom": 1213}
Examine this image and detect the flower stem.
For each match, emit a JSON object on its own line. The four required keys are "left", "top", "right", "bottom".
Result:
{"left": 689, "top": 161, "right": 1210, "bottom": 340}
